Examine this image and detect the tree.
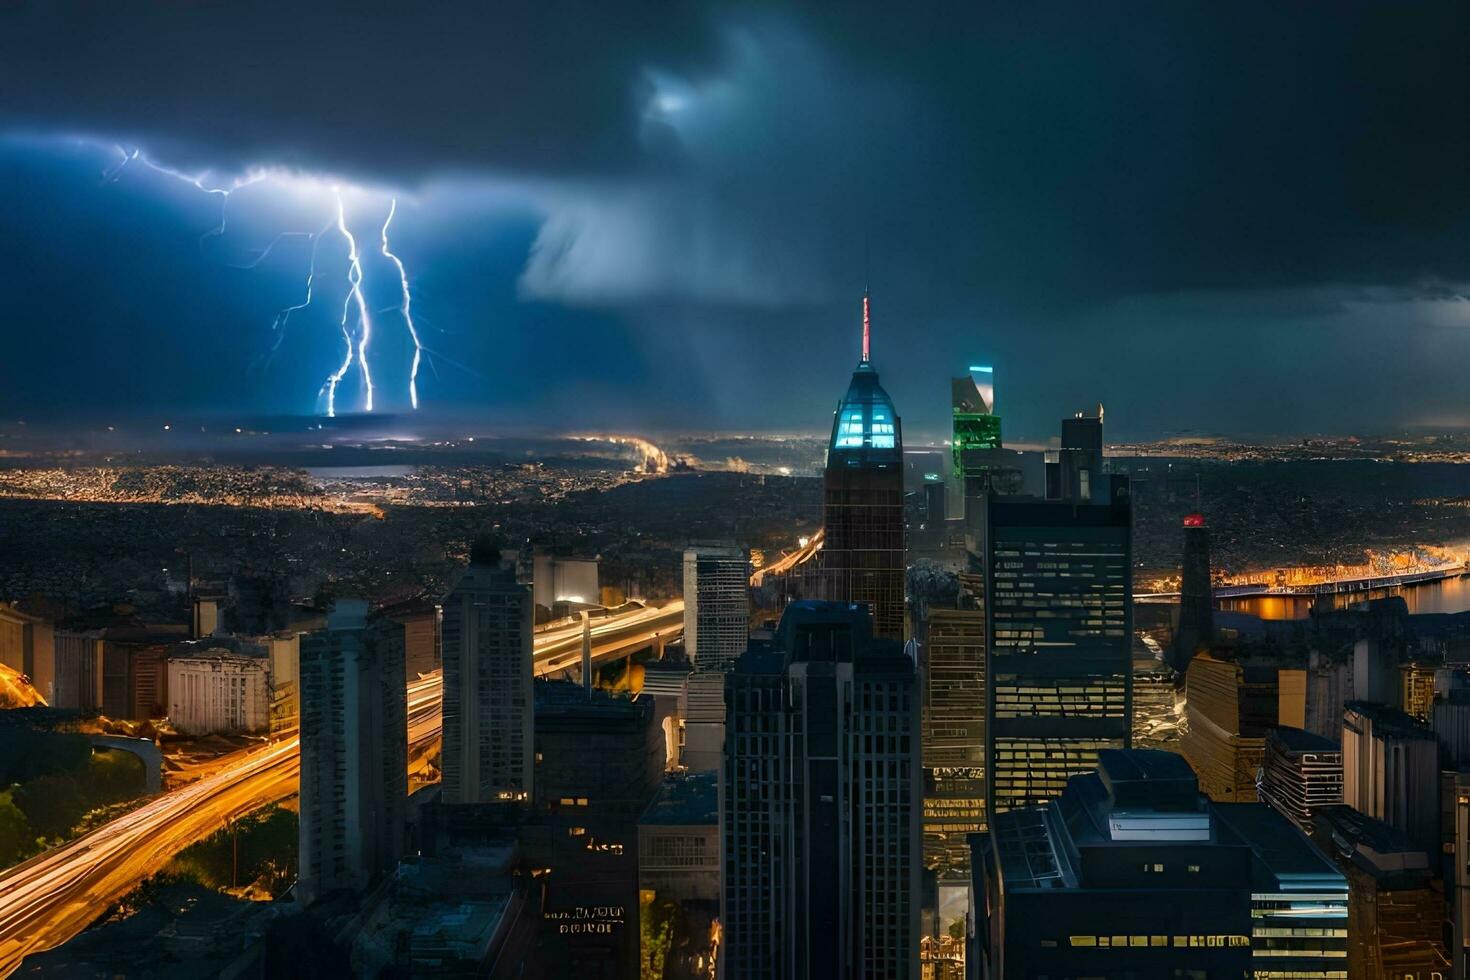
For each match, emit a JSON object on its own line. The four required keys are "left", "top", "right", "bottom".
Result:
{"left": 0, "top": 799, "right": 34, "bottom": 867}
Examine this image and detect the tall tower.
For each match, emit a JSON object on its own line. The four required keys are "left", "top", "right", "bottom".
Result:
{"left": 440, "top": 541, "right": 534, "bottom": 805}
{"left": 298, "top": 600, "right": 407, "bottom": 906}
{"left": 1172, "top": 513, "right": 1214, "bottom": 673}
{"left": 722, "top": 601, "right": 921, "bottom": 978}
{"left": 818, "top": 292, "right": 907, "bottom": 641}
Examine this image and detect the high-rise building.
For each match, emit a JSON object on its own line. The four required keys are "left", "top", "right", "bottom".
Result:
{"left": 1048, "top": 407, "right": 1105, "bottom": 503}
{"left": 1257, "top": 726, "right": 1344, "bottom": 831}
{"left": 298, "top": 600, "right": 407, "bottom": 907}
{"left": 951, "top": 365, "right": 1001, "bottom": 478}
{"left": 722, "top": 600, "right": 920, "bottom": 979}
{"left": 1341, "top": 701, "right": 1440, "bottom": 857}
{"left": 1445, "top": 770, "right": 1470, "bottom": 980}
{"left": 682, "top": 545, "right": 749, "bottom": 674}
{"left": 922, "top": 603, "right": 987, "bottom": 881}
{"left": 816, "top": 292, "right": 906, "bottom": 641}
{"left": 1181, "top": 653, "right": 1307, "bottom": 803}
{"left": 984, "top": 487, "right": 1132, "bottom": 813}
{"left": 440, "top": 543, "right": 533, "bottom": 805}
{"left": 1171, "top": 512, "right": 1214, "bottom": 673}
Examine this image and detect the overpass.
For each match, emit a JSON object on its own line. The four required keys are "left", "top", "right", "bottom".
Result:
{"left": 86, "top": 735, "right": 164, "bottom": 795}
{"left": 0, "top": 601, "right": 683, "bottom": 976}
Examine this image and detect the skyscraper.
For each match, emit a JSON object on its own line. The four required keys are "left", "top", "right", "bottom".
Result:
{"left": 682, "top": 544, "right": 750, "bottom": 674}
{"left": 722, "top": 601, "right": 920, "bottom": 978}
{"left": 817, "top": 292, "right": 906, "bottom": 641}
{"left": 1171, "top": 512, "right": 1214, "bottom": 673}
{"left": 921, "top": 596, "right": 988, "bottom": 879}
{"left": 440, "top": 541, "right": 534, "bottom": 805}
{"left": 984, "top": 482, "right": 1132, "bottom": 813}
{"left": 298, "top": 600, "right": 407, "bottom": 906}
{"left": 951, "top": 366, "right": 1000, "bottom": 474}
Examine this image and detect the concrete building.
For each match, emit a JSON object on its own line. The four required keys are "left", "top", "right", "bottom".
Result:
{"left": 530, "top": 551, "right": 600, "bottom": 611}
{"left": 1257, "top": 726, "right": 1344, "bottom": 832}
{"left": 440, "top": 545, "right": 533, "bottom": 806}
{"left": 681, "top": 545, "right": 749, "bottom": 674}
{"left": 1341, "top": 701, "right": 1440, "bottom": 857}
{"left": 679, "top": 671, "right": 725, "bottom": 772}
{"left": 0, "top": 604, "right": 53, "bottom": 704}
{"left": 1182, "top": 653, "right": 1306, "bottom": 803}
{"left": 984, "top": 488, "right": 1132, "bottom": 813}
{"left": 1313, "top": 805, "right": 1450, "bottom": 978}
{"left": 261, "top": 632, "right": 299, "bottom": 736}
{"left": 52, "top": 629, "right": 104, "bottom": 712}
{"left": 381, "top": 596, "right": 441, "bottom": 680}
{"left": 166, "top": 651, "right": 270, "bottom": 734}
{"left": 298, "top": 601, "right": 407, "bottom": 907}
{"left": 722, "top": 601, "right": 920, "bottom": 979}
{"left": 1433, "top": 688, "right": 1470, "bottom": 768}
{"left": 638, "top": 771, "right": 719, "bottom": 905}
{"left": 813, "top": 292, "right": 907, "bottom": 642}
{"left": 101, "top": 628, "right": 182, "bottom": 721}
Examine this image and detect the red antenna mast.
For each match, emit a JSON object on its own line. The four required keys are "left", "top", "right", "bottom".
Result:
{"left": 861, "top": 290, "right": 871, "bottom": 363}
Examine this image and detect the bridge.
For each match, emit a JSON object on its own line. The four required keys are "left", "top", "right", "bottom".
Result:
{"left": 86, "top": 735, "right": 164, "bottom": 795}
{"left": 0, "top": 600, "right": 683, "bottom": 976}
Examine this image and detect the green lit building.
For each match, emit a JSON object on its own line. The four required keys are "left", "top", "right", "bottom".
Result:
{"left": 951, "top": 365, "right": 1001, "bottom": 478}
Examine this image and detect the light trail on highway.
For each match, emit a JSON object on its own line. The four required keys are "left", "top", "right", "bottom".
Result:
{"left": 0, "top": 602, "right": 683, "bottom": 976}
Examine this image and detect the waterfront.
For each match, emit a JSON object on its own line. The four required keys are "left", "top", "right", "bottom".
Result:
{"left": 1219, "top": 571, "right": 1470, "bottom": 619}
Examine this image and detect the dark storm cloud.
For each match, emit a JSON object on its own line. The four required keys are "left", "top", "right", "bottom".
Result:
{"left": 3, "top": 1, "right": 1467, "bottom": 308}
{"left": 3, "top": 1, "right": 1470, "bottom": 436}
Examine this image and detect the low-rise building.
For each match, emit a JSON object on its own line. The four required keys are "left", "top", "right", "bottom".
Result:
{"left": 1257, "top": 726, "right": 1344, "bottom": 832}
{"left": 638, "top": 771, "right": 718, "bottom": 905}
{"left": 166, "top": 651, "right": 270, "bottom": 735}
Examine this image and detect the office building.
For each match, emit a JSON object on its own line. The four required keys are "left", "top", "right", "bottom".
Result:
{"left": 1131, "top": 653, "right": 1182, "bottom": 750}
{"left": 527, "top": 680, "right": 664, "bottom": 978}
{"left": 381, "top": 596, "right": 441, "bottom": 680}
{"left": 1182, "top": 653, "right": 1306, "bottom": 803}
{"left": 1400, "top": 662, "right": 1435, "bottom": 722}
{"left": 1433, "top": 688, "right": 1470, "bottom": 767}
{"left": 682, "top": 545, "right": 749, "bottom": 674}
{"left": 261, "top": 632, "right": 299, "bottom": 736}
{"left": 1212, "top": 803, "right": 1350, "bottom": 979}
{"left": 1171, "top": 512, "right": 1214, "bottom": 673}
{"left": 166, "top": 651, "right": 270, "bottom": 734}
{"left": 440, "top": 542, "right": 534, "bottom": 805}
{"left": 100, "top": 628, "right": 180, "bottom": 721}
{"left": 680, "top": 671, "right": 725, "bottom": 772}
{"left": 984, "top": 488, "right": 1132, "bottom": 813}
{"left": 1313, "top": 805, "right": 1450, "bottom": 978}
{"left": 530, "top": 551, "right": 600, "bottom": 612}
{"left": 922, "top": 604, "right": 988, "bottom": 880}
{"left": 52, "top": 629, "right": 104, "bottom": 712}
{"left": 722, "top": 601, "right": 920, "bottom": 979}
{"left": 1341, "top": 701, "right": 1439, "bottom": 857}
{"left": 298, "top": 600, "right": 407, "bottom": 907}
{"left": 971, "top": 750, "right": 1347, "bottom": 980}
{"left": 1048, "top": 407, "right": 1105, "bottom": 503}
{"left": 1257, "top": 726, "right": 1344, "bottom": 832}
{"left": 972, "top": 750, "right": 1255, "bottom": 978}
{"left": 638, "top": 771, "right": 719, "bottom": 905}
{"left": 1445, "top": 770, "right": 1470, "bottom": 980}
{"left": 814, "top": 292, "right": 906, "bottom": 641}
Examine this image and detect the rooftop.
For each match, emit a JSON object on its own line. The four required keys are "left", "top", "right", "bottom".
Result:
{"left": 639, "top": 771, "right": 718, "bottom": 827}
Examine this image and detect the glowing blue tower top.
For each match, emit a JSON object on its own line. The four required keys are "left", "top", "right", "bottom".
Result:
{"left": 828, "top": 291, "right": 902, "bottom": 467}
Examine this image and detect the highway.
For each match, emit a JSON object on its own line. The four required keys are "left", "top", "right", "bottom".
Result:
{"left": 0, "top": 601, "right": 682, "bottom": 976}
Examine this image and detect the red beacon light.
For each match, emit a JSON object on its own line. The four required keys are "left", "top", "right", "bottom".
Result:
{"left": 1182, "top": 513, "right": 1206, "bottom": 528}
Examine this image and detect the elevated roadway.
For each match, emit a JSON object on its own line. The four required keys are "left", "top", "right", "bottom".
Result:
{"left": 0, "top": 601, "right": 682, "bottom": 976}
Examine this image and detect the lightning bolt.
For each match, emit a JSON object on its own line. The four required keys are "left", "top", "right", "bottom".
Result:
{"left": 322, "top": 190, "right": 374, "bottom": 416}
{"left": 99, "top": 142, "right": 429, "bottom": 415}
{"left": 379, "top": 199, "right": 424, "bottom": 410}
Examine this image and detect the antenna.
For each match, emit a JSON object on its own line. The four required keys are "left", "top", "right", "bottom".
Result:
{"left": 862, "top": 289, "right": 871, "bottom": 363}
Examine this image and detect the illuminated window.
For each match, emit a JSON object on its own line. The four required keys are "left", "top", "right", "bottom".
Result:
{"left": 569, "top": 826, "right": 586, "bottom": 836}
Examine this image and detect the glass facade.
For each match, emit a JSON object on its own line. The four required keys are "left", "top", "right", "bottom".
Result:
{"left": 984, "top": 497, "right": 1132, "bottom": 813}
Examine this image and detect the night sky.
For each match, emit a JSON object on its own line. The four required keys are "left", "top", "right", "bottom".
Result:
{"left": 1, "top": 2, "right": 1467, "bottom": 440}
